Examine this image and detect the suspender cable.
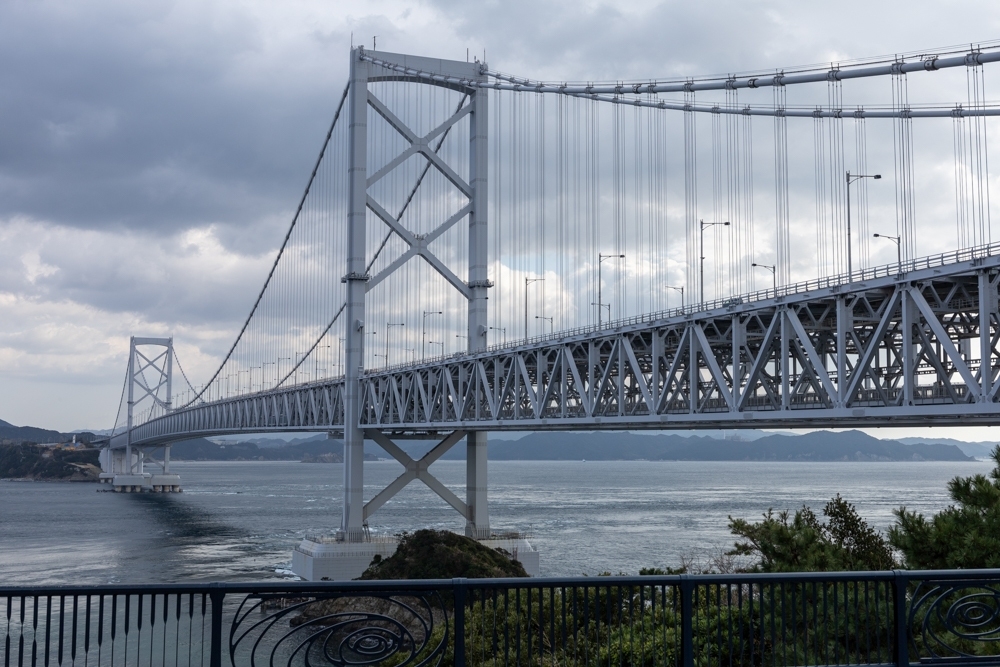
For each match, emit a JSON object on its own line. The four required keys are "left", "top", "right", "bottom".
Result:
{"left": 179, "top": 83, "right": 350, "bottom": 408}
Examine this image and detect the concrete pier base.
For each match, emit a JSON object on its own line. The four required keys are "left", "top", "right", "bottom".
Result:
{"left": 291, "top": 533, "right": 540, "bottom": 581}
{"left": 292, "top": 536, "right": 400, "bottom": 581}
{"left": 111, "top": 473, "right": 150, "bottom": 492}
{"left": 479, "top": 536, "right": 540, "bottom": 577}
{"left": 149, "top": 474, "right": 182, "bottom": 492}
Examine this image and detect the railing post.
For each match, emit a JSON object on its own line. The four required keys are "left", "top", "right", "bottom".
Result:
{"left": 453, "top": 578, "right": 467, "bottom": 667}
{"left": 893, "top": 570, "right": 909, "bottom": 667}
{"left": 680, "top": 575, "right": 694, "bottom": 667}
{"left": 209, "top": 584, "right": 224, "bottom": 667}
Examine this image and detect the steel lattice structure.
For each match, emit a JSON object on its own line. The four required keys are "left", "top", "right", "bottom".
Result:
{"left": 114, "top": 244, "right": 1000, "bottom": 445}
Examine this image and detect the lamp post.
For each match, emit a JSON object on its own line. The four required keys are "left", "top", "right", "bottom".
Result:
{"left": 524, "top": 276, "right": 544, "bottom": 340}
{"left": 337, "top": 338, "right": 344, "bottom": 376}
{"left": 315, "top": 344, "right": 329, "bottom": 380}
{"left": 365, "top": 331, "right": 377, "bottom": 369}
{"left": 422, "top": 311, "right": 442, "bottom": 360}
{"left": 665, "top": 285, "right": 685, "bottom": 311}
{"left": 428, "top": 340, "right": 444, "bottom": 356}
{"left": 456, "top": 333, "right": 468, "bottom": 351}
{"left": 295, "top": 352, "right": 306, "bottom": 384}
{"left": 535, "top": 315, "right": 553, "bottom": 334}
{"left": 752, "top": 262, "right": 777, "bottom": 291}
{"left": 591, "top": 301, "right": 610, "bottom": 322}
{"left": 846, "top": 171, "right": 882, "bottom": 276}
{"left": 489, "top": 326, "right": 506, "bottom": 345}
{"left": 700, "top": 220, "right": 730, "bottom": 302}
{"left": 873, "top": 232, "right": 902, "bottom": 266}
{"left": 596, "top": 253, "right": 625, "bottom": 326}
{"left": 386, "top": 322, "right": 404, "bottom": 368}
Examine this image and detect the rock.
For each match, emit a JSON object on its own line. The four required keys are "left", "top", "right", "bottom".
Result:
{"left": 359, "top": 529, "right": 528, "bottom": 580}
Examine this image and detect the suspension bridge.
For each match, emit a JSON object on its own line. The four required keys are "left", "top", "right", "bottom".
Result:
{"left": 99, "top": 43, "right": 1000, "bottom": 577}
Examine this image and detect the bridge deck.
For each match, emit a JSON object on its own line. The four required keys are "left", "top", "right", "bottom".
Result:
{"left": 109, "top": 248, "right": 1000, "bottom": 448}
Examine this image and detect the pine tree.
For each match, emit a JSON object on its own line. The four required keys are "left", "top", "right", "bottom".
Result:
{"left": 889, "top": 445, "right": 1000, "bottom": 569}
{"left": 728, "top": 495, "right": 895, "bottom": 572}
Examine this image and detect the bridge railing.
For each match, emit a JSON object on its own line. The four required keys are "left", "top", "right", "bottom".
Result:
{"left": 3, "top": 569, "right": 999, "bottom": 666}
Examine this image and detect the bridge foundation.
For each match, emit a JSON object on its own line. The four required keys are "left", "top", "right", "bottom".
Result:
{"left": 292, "top": 533, "right": 539, "bottom": 581}
{"left": 99, "top": 444, "right": 181, "bottom": 492}
{"left": 292, "top": 427, "right": 539, "bottom": 580}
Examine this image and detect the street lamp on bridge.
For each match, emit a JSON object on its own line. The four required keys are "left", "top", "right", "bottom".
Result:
{"left": 591, "top": 301, "right": 610, "bottom": 322}
{"left": 846, "top": 171, "right": 882, "bottom": 276}
{"left": 873, "top": 232, "right": 902, "bottom": 266}
{"left": 700, "top": 220, "right": 729, "bottom": 303}
{"left": 524, "top": 276, "right": 545, "bottom": 340}
{"left": 489, "top": 326, "right": 506, "bottom": 345}
{"left": 422, "top": 311, "right": 442, "bottom": 360}
{"left": 596, "top": 253, "right": 625, "bottom": 326}
{"left": 535, "top": 315, "right": 554, "bottom": 335}
{"left": 752, "top": 262, "right": 777, "bottom": 291}
{"left": 386, "top": 322, "right": 405, "bottom": 368}
{"left": 665, "top": 285, "right": 684, "bottom": 311}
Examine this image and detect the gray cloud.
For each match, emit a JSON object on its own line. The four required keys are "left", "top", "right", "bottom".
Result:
{"left": 4, "top": 0, "right": 1000, "bottom": 433}
{"left": 0, "top": 0, "right": 344, "bottom": 241}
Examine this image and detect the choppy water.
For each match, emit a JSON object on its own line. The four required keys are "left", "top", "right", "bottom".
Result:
{"left": 0, "top": 459, "right": 988, "bottom": 585}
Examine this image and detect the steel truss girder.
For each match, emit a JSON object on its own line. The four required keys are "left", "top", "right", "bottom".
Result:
{"left": 114, "top": 254, "right": 1000, "bottom": 448}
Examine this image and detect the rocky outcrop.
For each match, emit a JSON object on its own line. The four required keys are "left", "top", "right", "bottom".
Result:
{"left": 0, "top": 443, "right": 101, "bottom": 481}
{"left": 291, "top": 530, "right": 527, "bottom": 629}
{"left": 359, "top": 530, "right": 528, "bottom": 580}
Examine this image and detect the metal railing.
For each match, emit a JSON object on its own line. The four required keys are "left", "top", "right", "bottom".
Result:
{"left": 3, "top": 569, "right": 999, "bottom": 666}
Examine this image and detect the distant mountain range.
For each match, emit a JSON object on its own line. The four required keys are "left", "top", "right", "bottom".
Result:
{"left": 468, "top": 430, "right": 972, "bottom": 462}
{"left": 168, "top": 437, "right": 383, "bottom": 462}
{"left": 896, "top": 437, "right": 998, "bottom": 458}
{"left": 200, "top": 429, "right": 971, "bottom": 462}
{"left": 0, "top": 420, "right": 100, "bottom": 446}
{"left": 0, "top": 416, "right": 984, "bottom": 462}
{"left": 0, "top": 419, "right": 73, "bottom": 444}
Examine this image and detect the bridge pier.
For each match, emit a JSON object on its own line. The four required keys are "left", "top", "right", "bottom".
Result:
{"left": 294, "top": 427, "right": 538, "bottom": 580}
{"left": 99, "top": 445, "right": 181, "bottom": 492}
{"left": 466, "top": 431, "right": 490, "bottom": 539}
{"left": 149, "top": 445, "right": 182, "bottom": 492}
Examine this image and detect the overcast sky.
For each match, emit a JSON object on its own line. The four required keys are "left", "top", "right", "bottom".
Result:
{"left": 4, "top": 0, "right": 1000, "bottom": 438}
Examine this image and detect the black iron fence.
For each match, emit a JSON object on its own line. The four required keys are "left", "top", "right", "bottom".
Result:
{"left": 2, "top": 570, "right": 999, "bottom": 666}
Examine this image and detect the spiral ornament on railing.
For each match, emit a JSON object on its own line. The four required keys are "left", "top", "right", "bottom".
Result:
{"left": 230, "top": 591, "right": 449, "bottom": 667}
{"left": 909, "top": 580, "right": 1000, "bottom": 661}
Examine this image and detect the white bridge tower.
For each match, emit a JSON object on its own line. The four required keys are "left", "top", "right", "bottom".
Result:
{"left": 99, "top": 337, "right": 182, "bottom": 492}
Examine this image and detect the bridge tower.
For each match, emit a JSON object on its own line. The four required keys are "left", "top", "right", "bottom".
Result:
{"left": 340, "top": 48, "right": 492, "bottom": 541}
{"left": 291, "top": 48, "right": 524, "bottom": 579}
{"left": 100, "top": 337, "right": 182, "bottom": 492}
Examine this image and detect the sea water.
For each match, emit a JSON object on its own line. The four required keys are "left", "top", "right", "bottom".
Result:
{"left": 0, "top": 459, "right": 988, "bottom": 585}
